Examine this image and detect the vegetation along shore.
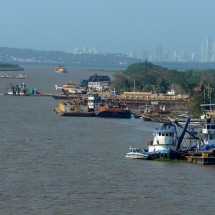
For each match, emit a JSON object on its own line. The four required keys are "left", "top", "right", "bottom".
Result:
{"left": 0, "top": 63, "right": 24, "bottom": 71}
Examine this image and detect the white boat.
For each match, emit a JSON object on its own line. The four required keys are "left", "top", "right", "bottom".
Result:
{"left": 147, "top": 109, "right": 215, "bottom": 157}
{"left": 125, "top": 146, "right": 150, "bottom": 159}
{"left": 146, "top": 117, "right": 200, "bottom": 159}
{"left": 55, "top": 81, "right": 86, "bottom": 95}
{"left": 148, "top": 123, "right": 176, "bottom": 153}
{"left": 197, "top": 104, "right": 215, "bottom": 151}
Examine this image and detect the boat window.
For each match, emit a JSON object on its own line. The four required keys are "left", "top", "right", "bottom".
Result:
{"left": 162, "top": 133, "right": 165, "bottom": 136}
{"left": 212, "top": 125, "right": 215, "bottom": 129}
{"left": 166, "top": 133, "right": 169, "bottom": 136}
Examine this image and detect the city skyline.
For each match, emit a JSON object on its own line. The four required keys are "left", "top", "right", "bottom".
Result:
{"left": 69, "top": 37, "right": 215, "bottom": 63}
{"left": 0, "top": 0, "right": 215, "bottom": 60}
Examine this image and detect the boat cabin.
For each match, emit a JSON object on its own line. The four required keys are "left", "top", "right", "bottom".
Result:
{"left": 148, "top": 123, "right": 177, "bottom": 152}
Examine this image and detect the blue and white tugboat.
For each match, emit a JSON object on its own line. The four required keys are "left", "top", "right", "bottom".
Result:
{"left": 146, "top": 117, "right": 198, "bottom": 160}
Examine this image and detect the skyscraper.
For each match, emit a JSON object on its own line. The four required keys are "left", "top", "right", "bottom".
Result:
{"left": 201, "top": 38, "right": 212, "bottom": 62}
{"left": 155, "top": 44, "right": 163, "bottom": 61}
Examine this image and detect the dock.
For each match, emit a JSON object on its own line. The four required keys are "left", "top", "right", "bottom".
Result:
{"left": 185, "top": 151, "right": 215, "bottom": 165}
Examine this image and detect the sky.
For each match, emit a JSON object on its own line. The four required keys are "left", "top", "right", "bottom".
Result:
{"left": 0, "top": 0, "right": 215, "bottom": 56}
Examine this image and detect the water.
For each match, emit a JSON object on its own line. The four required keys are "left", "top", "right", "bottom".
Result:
{"left": 0, "top": 65, "right": 215, "bottom": 215}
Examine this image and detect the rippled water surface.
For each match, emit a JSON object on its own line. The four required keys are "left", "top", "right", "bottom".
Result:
{"left": 0, "top": 65, "right": 215, "bottom": 215}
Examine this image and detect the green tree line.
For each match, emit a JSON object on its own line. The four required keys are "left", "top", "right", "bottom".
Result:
{"left": 111, "top": 61, "right": 215, "bottom": 116}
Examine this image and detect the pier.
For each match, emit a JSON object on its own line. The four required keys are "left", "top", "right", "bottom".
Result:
{"left": 186, "top": 151, "right": 215, "bottom": 165}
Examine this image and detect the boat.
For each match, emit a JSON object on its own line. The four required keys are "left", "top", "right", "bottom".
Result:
{"left": 55, "top": 65, "right": 67, "bottom": 73}
{"left": 54, "top": 94, "right": 99, "bottom": 117}
{"left": 4, "top": 82, "right": 39, "bottom": 96}
{"left": 140, "top": 103, "right": 160, "bottom": 121}
{"left": 96, "top": 102, "right": 131, "bottom": 119}
{"left": 55, "top": 81, "right": 86, "bottom": 95}
{"left": 134, "top": 106, "right": 147, "bottom": 118}
{"left": 129, "top": 104, "right": 215, "bottom": 164}
{"left": 96, "top": 107, "right": 131, "bottom": 118}
{"left": 198, "top": 103, "right": 215, "bottom": 150}
{"left": 0, "top": 74, "right": 28, "bottom": 79}
{"left": 54, "top": 101, "right": 95, "bottom": 117}
{"left": 142, "top": 114, "right": 153, "bottom": 121}
{"left": 125, "top": 146, "right": 150, "bottom": 159}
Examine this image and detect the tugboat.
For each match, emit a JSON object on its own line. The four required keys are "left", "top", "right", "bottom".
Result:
{"left": 146, "top": 117, "right": 199, "bottom": 159}
{"left": 55, "top": 65, "right": 67, "bottom": 73}
{"left": 127, "top": 103, "right": 215, "bottom": 164}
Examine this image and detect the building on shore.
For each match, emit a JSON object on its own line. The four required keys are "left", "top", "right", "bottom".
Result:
{"left": 118, "top": 91, "right": 189, "bottom": 114}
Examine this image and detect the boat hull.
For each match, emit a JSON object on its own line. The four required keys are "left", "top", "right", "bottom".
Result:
{"left": 125, "top": 153, "right": 150, "bottom": 160}
{"left": 96, "top": 108, "right": 131, "bottom": 119}
{"left": 54, "top": 108, "right": 95, "bottom": 117}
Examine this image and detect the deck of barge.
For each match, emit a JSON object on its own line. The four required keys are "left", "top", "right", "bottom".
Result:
{"left": 186, "top": 151, "right": 215, "bottom": 165}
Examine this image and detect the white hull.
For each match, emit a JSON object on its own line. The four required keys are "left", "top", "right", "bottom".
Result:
{"left": 125, "top": 147, "right": 149, "bottom": 159}
{"left": 125, "top": 153, "right": 149, "bottom": 159}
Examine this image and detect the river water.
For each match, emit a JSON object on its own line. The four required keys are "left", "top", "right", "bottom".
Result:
{"left": 0, "top": 65, "right": 215, "bottom": 215}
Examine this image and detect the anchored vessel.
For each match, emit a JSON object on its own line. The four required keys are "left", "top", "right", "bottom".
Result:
{"left": 55, "top": 65, "right": 67, "bottom": 73}
{"left": 55, "top": 81, "right": 86, "bottom": 95}
{"left": 54, "top": 101, "right": 95, "bottom": 117}
{"left": 128, "top": 102, "right": 215, "bottom": 165}
{"left": 95, "top": 100, "right": 131, "bottom": 119}
{"left": 54, "top": 94, "right": 99, "bottom": 117}
{"left": 125, "top": 146, "right": 150, "bottom": 160}
{"left": 143, "top": 109, "right": 215, "bottom": 164}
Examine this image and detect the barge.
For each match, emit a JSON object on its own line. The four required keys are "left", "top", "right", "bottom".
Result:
{"left": 54, "top": 101, "right": 95, "bottom": 117}
{"left": 129, "top": 104, "right": 215, "bottom": 165}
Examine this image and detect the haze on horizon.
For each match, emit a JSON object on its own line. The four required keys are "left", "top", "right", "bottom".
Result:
{"left": 0, "top": 0, "right": 214, "bottom": 56}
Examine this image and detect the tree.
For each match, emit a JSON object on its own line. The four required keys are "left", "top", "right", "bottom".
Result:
{"left": 156, "top": 79, "right": 169, "bottom": 94}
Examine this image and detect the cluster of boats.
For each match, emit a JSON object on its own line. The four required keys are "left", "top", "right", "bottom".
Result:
{"left": 5, "top": 82, "right": 39, "bottom": 96}
{"left": 54, "top": 94, "right": 132, "bottom": 118}
{"left": 126, "top": 104, "right": 215, "bottom": 164}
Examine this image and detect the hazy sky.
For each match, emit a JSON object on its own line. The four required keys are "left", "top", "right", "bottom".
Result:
{"left": 1, "top": 0, "right": 214, "bottom": 56}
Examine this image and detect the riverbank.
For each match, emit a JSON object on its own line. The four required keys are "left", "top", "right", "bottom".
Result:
{"left": 0, "top": 63, "right": 24, "bottom": 71}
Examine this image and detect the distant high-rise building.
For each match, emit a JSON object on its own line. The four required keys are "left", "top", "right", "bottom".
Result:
{"left": 191, "top": 52, "right": 200, "bottom": 62}
{"left": 212, "top": 42, "right": 215, "bottom": 62}
{"left": 155, "top": 44, "right": 163, "bottom": 61}
{"left": 201, "top": 37, "right": 212, "bottom": 62}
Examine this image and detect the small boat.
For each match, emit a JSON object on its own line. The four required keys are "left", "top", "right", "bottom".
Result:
{"left": 125, "top": 146, "right": 150, "bottom": 159}
{"left": 55, "top": 65, "right": 67, "bottom": 73}
{"left": 142, "top": 114, "right": 153, "bottom": 121}
{"left": 140, "top": 103, "right": 160, "bottom": 121}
